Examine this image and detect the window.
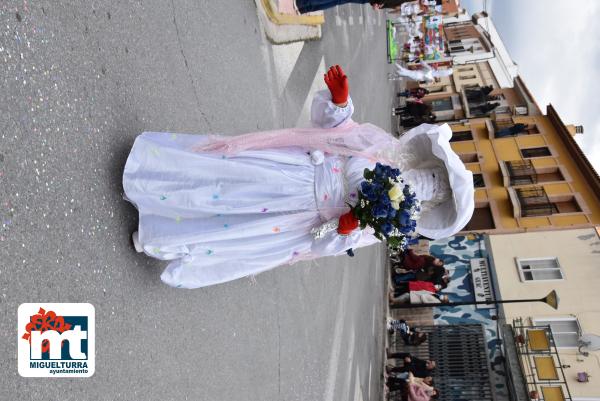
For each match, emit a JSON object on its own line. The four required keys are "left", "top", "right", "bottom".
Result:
{"left": 521, "top": 147, "right": 552, "bottom": 158}
{"left": 459, "top": 74, "right": 477, "bottom": 80}
{"left": 553, "top": 196, "right": 581, "bottom": 213}
{"left": 473, "top": 174, "right": 485, "bottom": 188}
{"left": 495, "top": 123, "right": 540, "bottom": 138}
{"left": 458, "top": 153, "right": 478, "bottom": 163}
{"left": 516, "top": 257, "right": 563, "bottom": 281}
{"left": 462, "top": 205, "right": 495, "bottom": 231}
{"left": 450, "top": 130, "right": 473, "bottom": 142}
{"left": 524, "top": 125, "right": 540, "bottom": 135}
{"left": 536, "top": 167, "right": 565, "bottom": 183}
{"left": 532, "top": 318, "right": 580, "bottom": 348}
{"left": 429, "top": 98, "right": 453, "bottom": 112}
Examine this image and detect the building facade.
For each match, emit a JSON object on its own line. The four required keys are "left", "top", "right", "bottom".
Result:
{"left": 487, "top": 228, "right": 600, "bottom": 400}
{"left": 423, "top": 229, "right": 600, "bottom": 401}
{"left": 413, "top": 15, "right": 523, "bottom": 122}
{"left": 447, "top": 104, "right": 600, "bottom": 234}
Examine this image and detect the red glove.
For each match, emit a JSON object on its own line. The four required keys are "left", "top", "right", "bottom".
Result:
{"left": 324, "top": 65, "right": 349, "bottom": 105}
{"left": 338, "top": 211, "right": 359, "bottom": 235}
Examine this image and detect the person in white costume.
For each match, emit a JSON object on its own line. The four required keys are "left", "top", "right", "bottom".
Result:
{"left": 122, "top": 65, "right": 474, "bottom": 289}
{"left": 394, "top": 61, "right": 453, "bottom": 83}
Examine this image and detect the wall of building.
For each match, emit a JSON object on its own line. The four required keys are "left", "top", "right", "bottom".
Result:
{"left": 429, "top": 234, "right": 509, "bottom": 401}
{"left": 488, "top": 228, "right": 600, "bottom": 398}
{"left": 449, "top": 112, "right": 600, "bottom": 234}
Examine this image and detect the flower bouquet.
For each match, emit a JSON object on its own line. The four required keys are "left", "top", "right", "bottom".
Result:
{"left": 350, "top": 163, "right": 421, "bottom": 251}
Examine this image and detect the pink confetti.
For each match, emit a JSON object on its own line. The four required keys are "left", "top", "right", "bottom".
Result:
{"left": 332, "top": 167, "right": 341, "bottom": 173}
{"left": 323, "top": 194, "right": 329, "bottom": 201}
{"left": 350, "top": 192, "right": 357, "bottom": 198}
{"left": 272, "top": 227, "right": 280, "bottom": 233}
{"left": 261, "top": 208, "right": 268, "bottom": 213}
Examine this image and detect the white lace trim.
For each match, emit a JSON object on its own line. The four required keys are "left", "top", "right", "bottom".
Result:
{"left": 310, "top": 219, "right": 339, "bottom": 239}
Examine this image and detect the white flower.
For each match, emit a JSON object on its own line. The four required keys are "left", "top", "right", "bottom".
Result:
{"left": 388, "top": 184, "right": 403, "bottom": 201}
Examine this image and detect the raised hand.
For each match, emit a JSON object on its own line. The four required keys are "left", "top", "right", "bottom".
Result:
{"left": 324, "top": 65, "right": 349, "bottom": 106}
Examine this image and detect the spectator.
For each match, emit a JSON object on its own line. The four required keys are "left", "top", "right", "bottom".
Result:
{"left": 386, "top": 354, "right": 437, "bottom": 379}
{"left": 397, "top": 87, "right": 430, "bottom": 99}
{"left": 387, "top": 319, "right": 428, "bottom": 345}
{"left": 389, "top": 290, "right": 449, "bottom": 306}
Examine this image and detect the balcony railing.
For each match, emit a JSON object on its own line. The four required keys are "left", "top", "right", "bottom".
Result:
{"left": 507, "top": 160, "right": 538, "bottom": 185}
{"left": 515, "top": 186, "right": 555, "bottom": 217}
{"left": 506, "top": 318, "right": 574, "bottom": 401}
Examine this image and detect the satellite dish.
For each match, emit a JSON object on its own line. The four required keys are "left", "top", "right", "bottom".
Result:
{"left": 578, "top": 334, "right": 600, "bottom": 355}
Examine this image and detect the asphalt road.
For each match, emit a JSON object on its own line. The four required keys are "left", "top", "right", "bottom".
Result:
{"left": 1, "top": 1, "right": 393, "bottom": 400}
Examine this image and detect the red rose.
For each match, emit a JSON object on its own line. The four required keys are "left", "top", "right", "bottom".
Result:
{"left": 338, "top": 211, "right": 359, "bottom": 235}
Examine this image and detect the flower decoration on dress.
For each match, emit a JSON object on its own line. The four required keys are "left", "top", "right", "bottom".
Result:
{"left": 346, "top": 162, "right": 421, "bottom": 251}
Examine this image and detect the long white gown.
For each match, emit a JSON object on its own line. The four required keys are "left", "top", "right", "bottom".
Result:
{"left": 123, "top": 92, "right": 380, "bottom": 288}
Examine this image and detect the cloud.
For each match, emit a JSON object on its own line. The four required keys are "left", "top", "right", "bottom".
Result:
{"left": 481, "top": 0, "right": 600, "bottom": 172}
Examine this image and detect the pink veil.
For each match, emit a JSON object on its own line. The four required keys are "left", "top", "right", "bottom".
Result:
{"left": 192, "top": 121, "right": 401, "bottom": 164}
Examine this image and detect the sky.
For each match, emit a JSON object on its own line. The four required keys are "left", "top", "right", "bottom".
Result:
{"left": 459, "top": 0, "right": 600, "bottom": 172}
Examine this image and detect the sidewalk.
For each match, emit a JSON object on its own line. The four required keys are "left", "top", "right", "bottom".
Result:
{"left": 382, "top": 240, "right": 434, "bottom": 401}
{"left": 255, "top": 0, "right": 325, "bottom": 44}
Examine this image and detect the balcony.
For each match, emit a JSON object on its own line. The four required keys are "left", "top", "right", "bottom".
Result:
{"left": 501, "top": 318, "right": 575, "bottom": 401}
{"left": 507, "top": 160, "right": 537, "bottom": 185}
{"left": 461, "top": 85, "right": 530, "bottom": 119}
{"left": 509, "top": 186, "right": 555, "bottom": 218}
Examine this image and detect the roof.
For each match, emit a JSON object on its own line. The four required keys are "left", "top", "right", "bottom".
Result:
{"left": 514, "top": 76, "right": 542, "bottom": 115}
{"left": 546, "top": 104, "right": 600, "bottom": 200}
{"left": 475, "top": 16, "right": 519, "bottom": 88}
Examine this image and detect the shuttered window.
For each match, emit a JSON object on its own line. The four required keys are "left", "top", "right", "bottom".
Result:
{"left": 533, "top": 318, "right": 580, "bottom": 348}
{"left": 516, "top": 258, "right": 563, "bottom": 281}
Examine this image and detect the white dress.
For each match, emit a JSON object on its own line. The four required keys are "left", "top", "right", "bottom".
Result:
{"left": 123, "top": 92, "right": 380, "bottom": 289}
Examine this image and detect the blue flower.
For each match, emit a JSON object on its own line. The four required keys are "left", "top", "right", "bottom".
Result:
{"left": 373, "top": 202, "right": 389, "bottom": 218}
{"left": 387, "top": 207, "right": 397, "bottom": 219}
{"left": 361, "top": 182, "right": 378, "bottom": 202}
{"left": 400, "top": 225, "right": 413, "bottom": 234}
{"left": 380, "top": 193, "right": 391, "bottom": 206}
{"left": 381, "top": 222, "right": 393, "bottom": 235}
{"left": 372, "top": 182, "right": 384, "bottom": 194}
{"left": 374, "top": 163, "right": 386, "bottom": 179}
{"left": 399, "top": 210, "right": 412, "bottom": 226}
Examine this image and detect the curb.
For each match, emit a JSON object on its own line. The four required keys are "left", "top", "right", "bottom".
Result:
{"left": 255, "top": 0, "right": 322, "bottom": 44}
{"left": 260, "top": 0, "right": 325, "bottom": 26}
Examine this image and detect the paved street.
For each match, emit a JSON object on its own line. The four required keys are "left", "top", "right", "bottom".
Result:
{"left": 1, "top": 1, "right": 393, "bottom": 400}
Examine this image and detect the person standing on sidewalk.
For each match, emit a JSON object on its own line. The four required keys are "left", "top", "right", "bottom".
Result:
{"left": 393, "top": 100, "right": 432, "bottom": 118}
{"left": 397, "top": 87, "right": 430, "bottom": 100}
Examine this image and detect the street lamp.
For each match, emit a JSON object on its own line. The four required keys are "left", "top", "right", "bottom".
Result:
{"left": 390, "top": 290, "right": 559, "bottom": 310}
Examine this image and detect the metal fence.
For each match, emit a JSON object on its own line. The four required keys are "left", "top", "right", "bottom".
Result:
{"left": 389, "top": 324, "right": 496, "bottom": 401}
